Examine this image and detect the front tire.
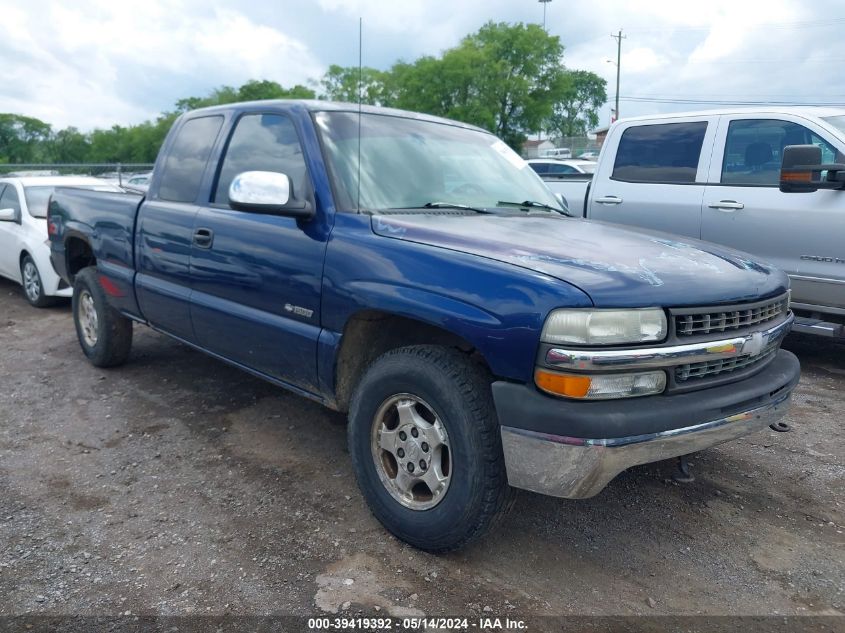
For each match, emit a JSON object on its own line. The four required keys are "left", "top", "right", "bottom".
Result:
{"left": 20, "top": 255, "right": 57, "bottom": 308}
{"left": 72, "top": 267, "right": 133, "bottom": 367}
{"left": 348, "top": 345, "right": 513, "bottom": 552}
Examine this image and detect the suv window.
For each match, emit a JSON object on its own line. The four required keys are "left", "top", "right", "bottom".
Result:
{"left": 612, "top": 122, "right": 708, "bottom": 184}
{"left": 0, "top": 183, "right": 21, "bottom": 217}
{"left": 214, "top": 113, "right": 308, "bottom": 206}
{"left": 721, "top": 119, "right": 841, "bottom": 186}
{"left": 158, "top": 116, "right": 224, "bottom": 202}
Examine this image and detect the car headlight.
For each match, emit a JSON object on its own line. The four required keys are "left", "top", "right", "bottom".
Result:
{"left": 541, "top": 308, "right": 667, "bottom": 345}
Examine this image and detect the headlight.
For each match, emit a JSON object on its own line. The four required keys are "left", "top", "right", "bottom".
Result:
{"left": 541, "top": 308, "right": 667, "bottom": 345}
{"left": 535, "top": 368, "right": 666, "bottom": 400}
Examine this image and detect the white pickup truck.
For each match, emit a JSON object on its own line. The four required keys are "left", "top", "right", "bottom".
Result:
{"left": 541, "top": 107, "right": 845, "bottom": 339}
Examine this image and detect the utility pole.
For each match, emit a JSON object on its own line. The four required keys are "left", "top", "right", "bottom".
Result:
{"left": 539, "top": 0, "right": 552, "bottom": 31}
{"left": 610, "top": 29, "right": 625, "bottom": 121}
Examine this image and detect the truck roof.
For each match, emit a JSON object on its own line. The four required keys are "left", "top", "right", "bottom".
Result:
{"left": 186, "top": 100, "right": 490, "bottom": 134}
{"left": 618, "top": 106, "right": 845, "bottom": 123}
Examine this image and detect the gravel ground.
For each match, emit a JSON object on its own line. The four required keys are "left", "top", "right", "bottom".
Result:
{"left": 0, "top": 276, "right": 843, "bottom": 622}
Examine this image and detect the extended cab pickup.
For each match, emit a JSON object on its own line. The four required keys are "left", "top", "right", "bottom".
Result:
{"left": 49, "top": 101, "right": 800, "bottom": 551}
{"left": 542, "top": 107, "right": 845, "bottom": 339}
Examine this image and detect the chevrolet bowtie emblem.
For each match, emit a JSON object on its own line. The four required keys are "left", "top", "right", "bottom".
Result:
{"left": 743, "top": 331, "right": 765, "bottom": 357}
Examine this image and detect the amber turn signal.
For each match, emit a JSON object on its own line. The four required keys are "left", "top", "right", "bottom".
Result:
{"left": 534, "top": 369, "right": 592, "bottom": 398}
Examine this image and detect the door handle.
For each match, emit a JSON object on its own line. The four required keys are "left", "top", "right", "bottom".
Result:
{"left": 595, "top": 195, "right": 623, "bottom": 205}
{"left": 708, "top": 200, "right": 744, "bottom": 211}
{"left": 193, "top": 228, "right": 214, "bottom": 248}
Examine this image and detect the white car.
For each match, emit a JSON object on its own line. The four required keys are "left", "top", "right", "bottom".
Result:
{"left": 0, "top": 176, "right": 123, "bottom": 307}
{"left": 527, "top": 158, "right": 596, "bottom": 176}
{"left": 124, "top": 172, "right": 152, "bottom": 193}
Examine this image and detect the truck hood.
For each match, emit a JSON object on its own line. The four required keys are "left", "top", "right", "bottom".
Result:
{"left": 371, "top": 214, "right": 789, "bottom": 307}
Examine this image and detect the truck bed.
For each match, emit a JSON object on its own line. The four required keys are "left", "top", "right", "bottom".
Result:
{"left": 49, "top": 187, "right": 144, "bottom": 314}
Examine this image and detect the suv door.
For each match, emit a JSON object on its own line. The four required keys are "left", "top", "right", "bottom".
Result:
{"left": 189, "top": 111, "right": 327, "bottom": 392}
{"left": 588, "top": 116, "right": 718, "bottom": 237}
{"left": 135, "top": 115, "right": 224, "bottom": 340}
{"left": 701, "top": 115, "right": 845, "bottom": 311}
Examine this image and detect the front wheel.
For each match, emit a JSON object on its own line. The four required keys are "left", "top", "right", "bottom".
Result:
{"left": 348, "top": 345, "right": 513, "bottom": 552}
{"left": 20, "top": 255, "right": 57, "bottom": 308}
{"left": 72, "top": 267, "right": 133, "bottom": 367}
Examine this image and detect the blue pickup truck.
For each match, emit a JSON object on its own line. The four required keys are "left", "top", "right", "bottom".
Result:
{"left": 48, "top": 100, "right": 800, "bottom": 551}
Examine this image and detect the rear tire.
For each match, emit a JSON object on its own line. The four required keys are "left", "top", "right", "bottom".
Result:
{"left": 72, "top": 267, "right": 133, "bottom": 367}
{"left": 348, "top": 345, "right": 514, "bottom": 552}
{"left": 20, "top": 255, "right": 57, "bottom": 308}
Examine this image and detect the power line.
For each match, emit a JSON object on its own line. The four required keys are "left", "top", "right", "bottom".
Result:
{"left": 625, "top": 16, "right": 845, "bottom": 35}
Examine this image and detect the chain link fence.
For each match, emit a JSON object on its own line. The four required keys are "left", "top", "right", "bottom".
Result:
{"left": 524, "top": 137, "right": 600, "bottom": 159}
{"left": 0, "top": 163, "right": 155, "bottom": 185}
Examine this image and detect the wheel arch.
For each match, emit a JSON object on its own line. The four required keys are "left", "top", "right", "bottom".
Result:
{"left": 331, "top": 309, "right": 493, "bottom": 413}
{"left": 63, "top": 233, "right": 97, "bottom": 284}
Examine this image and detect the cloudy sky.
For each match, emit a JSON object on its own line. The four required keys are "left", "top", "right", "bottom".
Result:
{"left": 1, "top": 0, "right": 843, "bottom": 131}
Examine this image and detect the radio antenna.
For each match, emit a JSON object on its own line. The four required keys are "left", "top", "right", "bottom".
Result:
{"left": 356, "top": 17, "right": 363, "bottom": 212}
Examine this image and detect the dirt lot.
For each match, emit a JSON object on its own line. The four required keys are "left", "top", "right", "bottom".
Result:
{"left": 1, "top": 276, "right": 843, "bottom": 623}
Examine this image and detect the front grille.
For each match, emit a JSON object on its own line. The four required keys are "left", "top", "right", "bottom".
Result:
{"left": 675, "top": 344, "right": 778, "bottom": 383}
{"left": 674, "top": 295, "right": 788, "bottom": 337}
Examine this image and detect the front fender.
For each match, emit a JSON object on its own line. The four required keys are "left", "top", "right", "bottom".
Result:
{"left": 320, "top": 214, "right": 592, "bottom": 389}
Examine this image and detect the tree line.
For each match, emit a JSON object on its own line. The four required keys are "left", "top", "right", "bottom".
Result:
{"left": 0, "top": 22, "right": 606, "bottom": 165}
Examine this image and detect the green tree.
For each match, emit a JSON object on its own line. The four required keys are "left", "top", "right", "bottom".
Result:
{"left": 48, "top": 127, "right": 90, "bottom": 163}
{"left": 318, "top": 64, "right": 394, "bottom": 105}
{"left": 547, "top": 70, "right": 607, "bottom": 137}
{"left": 390, "top": 22, "right": 567, "bottom": 149}
{"left": 238, "top": 79, "right": 315, "bottom": 101}
{"left": 0, "top": 114, "right": 52, "bottom": 163}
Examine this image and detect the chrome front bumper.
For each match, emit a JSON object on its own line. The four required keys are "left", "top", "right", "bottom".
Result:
{"left": 500, "top": 390, "right": 792, "bottom": 499}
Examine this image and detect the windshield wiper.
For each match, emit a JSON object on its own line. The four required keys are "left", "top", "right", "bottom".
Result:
{"left": 496, "top": 200, "right": 572, "bottom": 217}
{"left": 420, "top": 201, "right": 497, "bottom": 214}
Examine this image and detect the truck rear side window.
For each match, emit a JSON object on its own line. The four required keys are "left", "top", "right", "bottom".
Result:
{"left": 158, "top": 116, "right": 224, "bottom": 202}
{"left": 214, "top": 113, "right": 307, "bottom": 206}
{"left": 612, "top": 122, "right": 707, "bottom": 184}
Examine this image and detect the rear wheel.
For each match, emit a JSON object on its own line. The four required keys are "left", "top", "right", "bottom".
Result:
{"left": 348, "top": 345, "right": 513, "bottom": 552}
{"left": 72, "top": 267, "right": 133, "bottom": 367}
{"left": 20, "top": 255, "right": 57, "bottom": 308}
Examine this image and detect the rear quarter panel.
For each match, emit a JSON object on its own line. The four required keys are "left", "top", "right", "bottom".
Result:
{"left": 49, "top": 188, "right": 144, "bottom": 316}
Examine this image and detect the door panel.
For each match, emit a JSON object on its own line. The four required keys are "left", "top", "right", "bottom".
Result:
{"left": 189, "top": 112, "right": 326, "bottom": 391}
{"left": 0, "top": 184, "right": 22, "bottom": 279}
{"left": 189, "top": 208, "right": 325, "bottom": 389}
{"left": 134, "top": 114, "right": 225, "bottom": 340}
{"left": 588, "top": 117, "right": 717, "bottom": 238}
{"left": 702, "top": 116, "right": 845, "bottom": 310}
{"left": 135, "top": 201, "right": 200, "bottom": 338}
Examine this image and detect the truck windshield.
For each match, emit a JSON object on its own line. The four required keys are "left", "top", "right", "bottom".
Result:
{"left": 822, "top": 115, "right": 845, "bottom": 137}
{"left": 314, "top": 111, "right": 561, "bottom": 213}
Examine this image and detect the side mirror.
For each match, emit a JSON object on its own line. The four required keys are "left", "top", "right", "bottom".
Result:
{"left": 0, "top": 207, "right": 16, "bottom": 222}
{"left": 780, "top": 144, "right": 845, "bottom": 193}
{"left": 228, "top": 171, "right": 313, "bottom": 218}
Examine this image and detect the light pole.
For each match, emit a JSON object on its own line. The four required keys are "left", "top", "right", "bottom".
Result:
{"left": 539, "top": 0, "right": 552, "bottom": 31}
{"left": 610, "top": 29, "right": 625, "bottom": 121}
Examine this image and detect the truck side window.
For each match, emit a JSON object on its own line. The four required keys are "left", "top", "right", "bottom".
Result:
{"left": 721, "top": 119, "right": 840, "bottom": 186}
{"left": 158, "top": 115, "right": 224, "bottom": 203}
{"left": 214, "top": 113, "right": 307, "bottom": 206}
{"left": 612, "top": 122, "right": 707, "bottom": 184}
